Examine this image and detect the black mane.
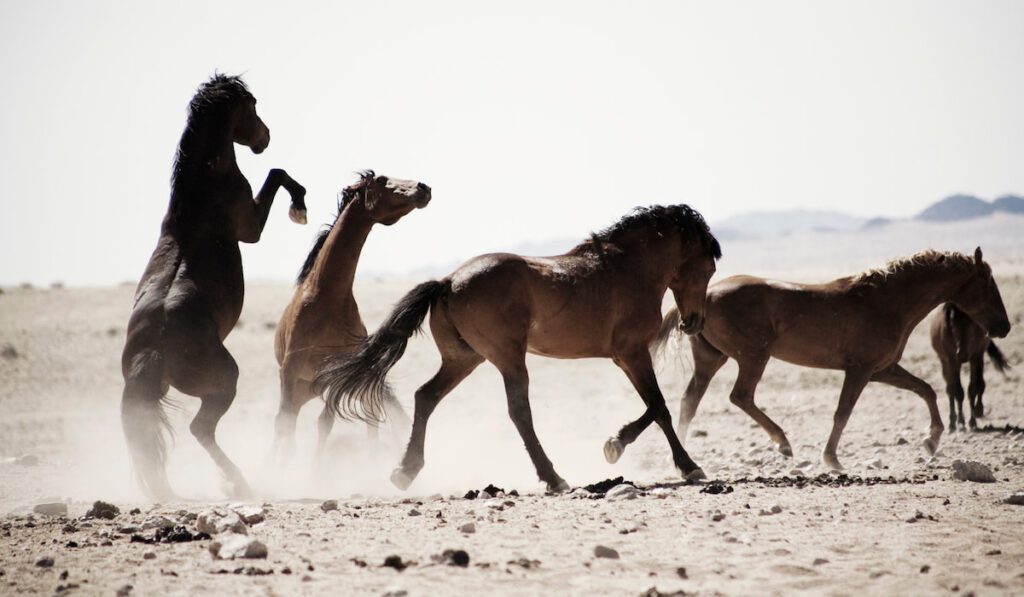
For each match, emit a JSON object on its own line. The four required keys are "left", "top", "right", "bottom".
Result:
{"left": 585, "top": 204, "right": 722, "bottom": 260}
{"left": 295, "top": 170, "right": 377, "bottom": 284}
{"left": 171, "top": 74, "right": 254, "bottom": 188}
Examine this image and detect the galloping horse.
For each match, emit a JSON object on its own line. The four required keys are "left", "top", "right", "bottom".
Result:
{"left": 315, "top": 205, "right": 721, "bottom": 491}
{"left": 121, "top": 74, "right": 307, "bottom": 499}
{"left": 272, "top": 170, "right": 430, "bottom": 463}
{"left": 654, "top": 248, "right": 1009, "bottom": 471}
{"left": 930, "top": 303, "right": 1010, "bottom": 431}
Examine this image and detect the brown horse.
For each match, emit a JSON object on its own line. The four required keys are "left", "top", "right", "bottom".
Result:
{"left": 930, "top": 303, "right": 1010, "bottom": 431}
{"left": 121, "top": 74, "right": 306, "bottom": 499}
{"left": 272, "top": 170, "right": 430, "bottom": 463}
{"left": 654, "top": 248, "right": 1010, "bottom": 471}
{"left": 314, "top": 205, "right": 721, "bottom": 491}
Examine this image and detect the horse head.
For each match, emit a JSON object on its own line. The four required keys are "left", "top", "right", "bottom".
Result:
{"left": 232, "top": 95, "right": 270, "bottom": 154}
{"left": 351, "top": 170, "right": 432, "bottom": 225}
{"left": 951, "top": 247, "right": 1010, "bottom": 339}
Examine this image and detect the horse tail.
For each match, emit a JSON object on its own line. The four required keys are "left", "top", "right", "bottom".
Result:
{"left": 987, "top": 340, "right": 1010, "bottom": 375}
{"left": 316, "top": 280, "right": 449, "bottom": 424}
{"left": 120, "top": 348, "right": 173, "bottom": 497}
{"left": 651, "top": 307, "right": 682, "bottom": 358}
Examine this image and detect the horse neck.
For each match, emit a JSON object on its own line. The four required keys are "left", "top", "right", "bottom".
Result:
{"left": 613, "top": 232, "right": 682, "bottom": 291}
{"left": 171, "top": 113, "right": 237, "bottom": 188}
{"left": 305, "top": 201, "right": 376, "bottom": 302}
{"left": 871, "top": 262, "right": 971, "bottom": 329}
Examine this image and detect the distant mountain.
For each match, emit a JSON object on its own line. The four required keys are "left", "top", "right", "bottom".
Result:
{"left": 916, "top": 194, "right": 994, "bottom": 222}
{"left": 993, "top": 194, "right": 1024, "bottom": 214}
{"left": 712, "top": 210, "right": 867, "bottom": 240}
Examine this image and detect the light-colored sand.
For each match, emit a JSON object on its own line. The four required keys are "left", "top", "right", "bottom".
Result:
{"left": 2, "top": 251, "right": 1023, "bottom": 596}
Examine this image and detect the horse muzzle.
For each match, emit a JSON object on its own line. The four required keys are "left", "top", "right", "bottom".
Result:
{"left": 988, "top": 319, "right": 1011, "bottom": 339}
{"left": 678, "top": 313, "right": 705, "bottom": 335}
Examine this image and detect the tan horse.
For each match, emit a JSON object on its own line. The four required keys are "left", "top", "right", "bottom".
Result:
{"left": 655, "top": 248, "right": 1010, "bottom": 471}
{"left": 315, "top": 205, "right": 721, "bottom": 491}
{"left": 930, "top": 303, "right": 1010, "bottom": 431}
{"left": 121, "top": 74, "right": 306, "bottom": 499}
{"left": 272, "top": 170, "right": 430, "bottom": 463}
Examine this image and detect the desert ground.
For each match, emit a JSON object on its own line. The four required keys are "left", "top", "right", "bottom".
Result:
{"left": 2, "top": 228, "right": 1024, "bottom": 596}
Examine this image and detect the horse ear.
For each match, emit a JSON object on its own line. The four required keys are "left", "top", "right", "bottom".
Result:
{"left": 974, "top": 246, "right": 983, "bottom": 264}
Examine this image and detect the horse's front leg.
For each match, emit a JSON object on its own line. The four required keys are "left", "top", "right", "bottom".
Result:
{"left": 612, "top": 350, "right": 704, "bottom": 480}
{"left": 239, "top": 169, "right": 307, "bottom": 242}
{"left": 871, "top": 364, "right": 944, "bottom": 454}
{"left": 822, "top": 369, "right": 872, "bottom": 471}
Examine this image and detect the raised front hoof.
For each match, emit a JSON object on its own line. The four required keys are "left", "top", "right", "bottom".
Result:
{"left": 778, "top": 443, "right": 794, "bottom": 458}
{"left": 684, "top": 468, "right": 707, "bottom": 482}
{"left": 603, "top": 438, "right": 625, "bottom": 464}
{"left": 390, "top": 467, "right": 415, "bottom": 491}
{"left": 289, "top": 205, "right": 308, "bottom": 225}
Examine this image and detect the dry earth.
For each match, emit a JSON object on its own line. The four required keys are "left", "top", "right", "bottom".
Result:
{"left": 2, "top": 257, "right": 1024, "bottom": 596}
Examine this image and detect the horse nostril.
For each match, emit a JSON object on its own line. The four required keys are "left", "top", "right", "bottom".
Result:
{"left": 417, "top": 182, "right": 430, "bottom": 194}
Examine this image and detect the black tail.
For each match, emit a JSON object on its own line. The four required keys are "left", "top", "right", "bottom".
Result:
{"left": 651, "top": 307, "right": 682, "bottom": 359}
{"left": 121, "top": 348, "right": 174, "bottom": 498}
{"left": 315, "top": 280, "right": 449, "bottom": 424}
{"left": 987, "top": 341, "right": 1010, "bottom": 375}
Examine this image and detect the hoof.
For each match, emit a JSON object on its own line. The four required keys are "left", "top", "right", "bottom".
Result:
{"left": 390, "top": 467, "right": 415, "bottom": 491}
{"left": 923, "top": 437, "right": 938, "bottom": 455}
{"left": 685, "top": 468, "right": 707, "bottom": 482}
{"left": 289, "top": 206, "right": 308, "bottom": 225}
{"left": 779, "top": 444, "right": 793, "bottom": 458}
{"left": 546, "top": 478, "right": 570, "bottom": 493}
{"left": 603, "top": 438, "right": 624, "bottom": 464}
{"left": 822, "top": 454, "right": 843, "bottom": 471}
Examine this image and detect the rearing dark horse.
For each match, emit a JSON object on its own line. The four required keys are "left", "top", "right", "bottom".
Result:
{"left": 315, "top": 205, "right": 721, "bottom": 491}
{"left": 121, "top": 74, "right": 306, "bottom": 499}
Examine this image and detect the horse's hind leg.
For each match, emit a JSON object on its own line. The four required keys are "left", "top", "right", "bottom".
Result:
{"left": 271, "top": 371, "right": 312, "bottom": 466}
{"left": 938, "top": 355, "right": 965, "bottom": 432}
{"left": 822, "top": 369, "right": 872, "bottom": 471}
{"left": 872, "top": 364, "right": 943, "bottom": 455}
{"left": 121, "top": 349, "right": 176, "bottom": 500}
{"left": 677, "top": 334, "right": 728, "bottom": 444}
{"left": 498, "top": 359, "right": 569, "bottom": 491}
{"left": 392, "top": 352, "right": 483, "bottom": 490}
{"left": 967, "top": 354, "right": 985, "bottom": 429}
{"left": 610, "top": 349, "right": 704, "bottom": 480}
{"left": 729, "top": 357, "right": 793, "bottom": 457}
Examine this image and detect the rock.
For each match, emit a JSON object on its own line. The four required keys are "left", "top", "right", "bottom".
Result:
{"left": 594, "top": 545, "right": 620, "bottom": 559}
{"left": 141, "top": 515, "right": 175, "bottom": 530}
{"left": 1004, "top": 492, "right": 1024, "bottom": 505}
{"left": 568, "top": 488, "right": 593, "bottom": 499}
{"left": 1, "top": 344, "right": 18, "bottom": 359}
{"left": 382, "top": 555, "right": 409, "bottom": 571}
{"left": 85, "top": 501, "right": 119, "bottom": 520}
{"left": 142, "top": 551, "right": 156, "bottom": 560}
{"left": 435, "top": 549, "right": 470, "bottom": 567}
{"left": 605, "top": 484, "right": 642, "bottom": 501}
{"left": 382, "top": 587, "right": 408, "bottom": 597}
{"left": 813, "top": 558, "right": 829, "bottom": 566}
{"left": 458, "top": 522, "right": 476, "bottom": 534}
{"left": 197, "top": 508, "right": 247, "bottom": 535}
{"left": 408, "top": 508, "right": 422, "bottom": 517}
{"left": 951, "top": 460, "right": 996, "bottom": 483}
{"left": 209, "top": 533, "right": 267, "bottom": 560}
{"left": 321, "top": 500, "right": 338, "bottom": 512}
{"left": 650, "top": 487, "right": 674, "bottom": 499}
{"left": 863, "top": 458, "right": 884, "bottom": 470}
{"left": 36, "top": 557, "right": 55, "bottom": 567}
{"left": 230, "top": 505, "right": 265, "bottom": 525}
{"left": 34, "top": 502, "right": 68, "bottom": 516}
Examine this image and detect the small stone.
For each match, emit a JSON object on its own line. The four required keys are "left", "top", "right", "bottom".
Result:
{"left": 594, "top": 545, "right": 620, "bottom": 559}
{"left": 209, "top": 533, "right": 267, "bottom": 560}
{"left": 197, "top": 508, "right": 247, "bottom": 535}
{"left": 85, "top": 501, "right": 119, "bottom": 520}
{"left": 1003, "top": 492, "right": 1024, "bottom": 505}
{"left": 141, "top": 515, "right": 175, "bottom": 531}
{"left": 321, "top": 500, "right": 338, "bottom": 512}
{"left": 143, "top": 551, "right": 156, "bottom": 560}
{"left": 813, "top": 558, "right": 829, "bottom": 566}
{"left": 951, "top": 460, "right": 996, "bottom": 483}
{"left": 1, "top": 344, "right": 18, "bottom": 359}
{"left": 407, "top": 508, "right": 422, "bottom": 517}
{"left": 896, "top": 437, "right": 909, "bottom": 445}
{"left": 230, "top": 505, "right": 266, "bottom": 525}
{"left": 568, "top": 488, "right": 592, "bottom": 499}
{"left": 676, "top": 566, "right": 688, "bottom": 579}
{"left": 33, "top": 503, "right": 68, "bottom": 517}
{"left": 382, "top": 555, "right": 408, "bottom": 571}
{"left": 382, "top": 587, "right": 408, "bottom": 597}
{"left": 36, "top": 557, "right": 55, "bottom": 567}
{"left": 459, "top": 522, "right": 476, "bottom": 534}
{"left": 863, "top": 458, "right": 884, "bottom": 470}
{"left": 605, "top": 484, "right": 642, "bottom": 501}
{"left": 920, "top": 564, "right": 930, "bottom": 573}
{"left": 711, "top": 512, "right": 726, "bottom": 522}
{"left": 650, "top": 487, "right": 674, "bottom": 498}
{"left": 441, "top": 549, "right": 470, "bottom": 567}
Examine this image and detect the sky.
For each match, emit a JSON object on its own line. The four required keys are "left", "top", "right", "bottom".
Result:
{"left": 1, "top": 0, "right": 1023, "bottom": 287}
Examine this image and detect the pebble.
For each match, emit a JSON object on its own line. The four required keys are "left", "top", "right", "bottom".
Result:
{"left": 141, "top": 515, "right": 176, "bottom": 531}
{"left": 209, "top": 533, "right": 267, "bottom": 560}
{"left": 33, "top": 502, "right": 68, "bottom": 517}
{"left": 951, "top": 460, "right": 996, "bottom": 483}
{"left": 649, "top": 487, "right": 674, "bottom": 499}
{"left": 35, "top": 557, "right": 55, "bottom": 567}
{"left": 143, "top": 551, "right": 156, "bottom": 560}
{"left": 605, "top": 484, "right": 642, "bottom": 501}
{"left": 568, "top": 488, "right": 593, "bottom": 499}
{"left": 85, "top": 501, "right": 119, "bottom": 520}
{"left": 197, "top": 508, "right": 248, "bottom": 535}
{"left": 321, "top": 500, "right": 339, "bottom": 512}
{"left": 594, "top": 545, "right": 620, "bottom": 559}
{"left": 382, "top": 587, "right": 408, "bottom": 597}
{"left": 863, "top": 458, "right": 884, "bottom": 470}
{"left": 1004, "top": 492, "right": 1024, "bottom": 505}
{"left": 459, "top": 522, "right": 476, "bottom": 534}
{"left": 230, "top": 505, "right": 266, "bottom": 525}
{"left": 408, "top": 509, "right": 422, "bottom": 517}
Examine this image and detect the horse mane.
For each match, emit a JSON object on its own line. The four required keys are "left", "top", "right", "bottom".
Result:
{"left": 295, "top": 170, "right": 376, "bottom": 284}
{"left": 171, "top": 73, "right": 255, "bottom": 188}
{"left": 853, "top": 250, "right": 974, "bottom": 286}
{"left": 577, "top": 204, "right": 722, "bottom": 260}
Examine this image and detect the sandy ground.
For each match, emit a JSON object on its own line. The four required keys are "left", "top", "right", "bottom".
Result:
{"left": 2, "top": 257, "right": 1024, "bottom": 596}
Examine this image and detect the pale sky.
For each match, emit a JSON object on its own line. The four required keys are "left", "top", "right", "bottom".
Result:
{"left": 2, "top": 1, "right": 1022, "bottom": 286}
